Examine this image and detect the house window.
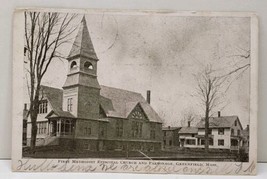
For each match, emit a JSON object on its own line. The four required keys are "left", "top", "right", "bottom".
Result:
{"left": 115, "top": 120, "right": 123, "bottom": 137}
{"left": 37, "top": 122, "right": 47, "bottom": 134}
{"left": 231, "top": 129, "right": 235, "bottom": 136}
{"left": 208, "top": 128, "right": 212, "bottom": 135}
{"left": 164, "top": 131, "right": 166, "bottom": 136}
{"left": 163, "top": 140, "right": 166, "bottom": 146}
{"left": 237, "top": 129, "right": 240, "bottom": 136}
{"left": 131, "top": 121, "right": 143, "bottom": 138}
{"left": 209, "top": 138, "right": 213, "bottom": 146}
{"left": 218, "top": 139, "right": 224, "bottom": 146}
{"left": 218, "top": 128, "right": 224, "bottom": 135}
{"left": 38, "top": 100, "right": 48, "bottom": 114}
{"left": 235, "top": 120, "right": 237, "bottom": 126}
{"left": 169, "top": 140, "right": 172, "bottom": 146}
{"left": 67, "top": 98, "right": 73, "bottom": 112}
{"left": 200, "top": 139, "right": 205, "bottom": 145}
{"left": 150, "top": 123, "right": 156, "bottom": 139}
{"left": 186, "top": 139, "right": 196, "bottom": 145}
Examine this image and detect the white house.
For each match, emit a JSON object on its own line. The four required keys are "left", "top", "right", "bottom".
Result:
{"left": 178, "top": 112, "right": 244, "bottom": 151}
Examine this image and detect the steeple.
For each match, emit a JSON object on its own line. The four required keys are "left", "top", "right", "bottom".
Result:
{"left": 68, "top": 16, "right": 98, "bottom": 61}
{"left": 62, "top": 15, "right": 101, "bottom": 120}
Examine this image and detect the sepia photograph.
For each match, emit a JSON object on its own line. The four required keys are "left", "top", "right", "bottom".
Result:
{"left": 12, "top": 8, "right": 258, "bottom": 175}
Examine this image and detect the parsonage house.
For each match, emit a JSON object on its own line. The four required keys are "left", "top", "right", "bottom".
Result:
{"left": 162, "top": 126, "right": 181, "bottom": 151}
{"left": 25, "top": 17, "right": 163, "bottom": 153}
{"left": 178, "top": 112, "right": 246, "bottom": 151}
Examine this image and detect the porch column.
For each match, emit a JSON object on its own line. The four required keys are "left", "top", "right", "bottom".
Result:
{"left": 56, "top": 120, "right": 59, "bottom": 136}
{"left": 58, "top": 119, "right": 61, "bottom": 136}
{"left": 69, "top": 120, "right": 72, "bottom": 134}
{"left": 49, "top": 122, "right": 53, "bottom": 136}
{"left": 47, "top": 122, "right": 50, "bottom": 135}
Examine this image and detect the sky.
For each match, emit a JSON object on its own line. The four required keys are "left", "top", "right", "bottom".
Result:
{"left": 27, "top": 12, "right": 251, "bottom": 128}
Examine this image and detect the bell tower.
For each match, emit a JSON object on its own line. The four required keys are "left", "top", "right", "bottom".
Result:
{"left": 63, "top": 16, "right": 100, "bottom": 120}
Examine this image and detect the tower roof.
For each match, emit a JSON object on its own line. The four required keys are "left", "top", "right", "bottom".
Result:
{"left": 68, "top": 16, "right": 98, "bottom": 60}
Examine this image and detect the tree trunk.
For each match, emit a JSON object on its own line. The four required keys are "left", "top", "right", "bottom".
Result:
{"left": 30, "top": 85, "right": 40, "bottom": 151}
{"left": 204, "top": 106, "right": 209, "bottom": 153}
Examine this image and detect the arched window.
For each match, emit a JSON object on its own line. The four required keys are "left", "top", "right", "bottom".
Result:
{"left": 70, "top": 61, "right": 77, "bottom": 69}
{"left": 84, "top": 61, "right": 93, "bottom": 70}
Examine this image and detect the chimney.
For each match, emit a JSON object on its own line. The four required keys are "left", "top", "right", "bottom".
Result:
{"left": 24, "top": 103, "right": 27, "bottom": 110}
{"left": 168, "top": 126, "right": 170, "bottom": 130}
{"left": 146, "top": 90, "right": 151, "bottom": 104}
{"left": 188, "top": 121, "right": 191, "bottom": 127}
{"left": 218, "top": 111, "right": 221, "bottom": 117}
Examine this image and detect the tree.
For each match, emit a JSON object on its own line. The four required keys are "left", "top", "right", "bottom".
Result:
{"left": 195, "top": 46, "right": 250, "bottom": 153}
{"left": 180, "top": 109, "right": 195, "bottom": 127}
{"left": 195, "top": 65, "right": 222, "bottom": 152}
{"left": 24, "top": 11, "right": 77, "bottom": 150}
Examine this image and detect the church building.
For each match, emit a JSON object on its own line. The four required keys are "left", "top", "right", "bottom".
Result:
{"left": 26, "top": 17, "right": 163, "bottom": 153}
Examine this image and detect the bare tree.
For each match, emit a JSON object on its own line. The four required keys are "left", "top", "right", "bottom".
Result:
{"left": 195, "top": 65, "right": 223, "bottom": 152}
{"left": 180, "top": 109, "right": 195, "bottom": 127}
{"left": 24, "top": 11, "right": 77, "bottom": 150}
{"left": 218, "top": 47, "right": 251, "bottom": 92}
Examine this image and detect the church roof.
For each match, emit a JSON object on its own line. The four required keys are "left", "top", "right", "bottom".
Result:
{"left": 40, "top": 85, "right": 162, "bottom": 123}
{"left": 196, "top": 116, "right": 242, "bottom": 129}
{"left": 99, "top": 85, "right": 162, "bottom": 123}
{"left": 68, "top": 16, "right": 98, "bottom": 60}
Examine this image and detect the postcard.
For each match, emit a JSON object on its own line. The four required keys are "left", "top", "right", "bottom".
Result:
{"left": 12, "top": 8, "right": 258, "bottom": 175}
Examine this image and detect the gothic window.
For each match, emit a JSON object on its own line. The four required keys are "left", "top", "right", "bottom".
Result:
{"left": 131, "top": 111, "right": 143, "bottom": 119}
{"left": 67, "top": 98, "right": 73, "bottom": 112}
{"left": 70, "top": 61, "right": 77, "bottom": 69}
{"left": 115, "top": 120, "right": 123, "bottom": 137}
{"left": 99, "top": 125, "right": 105, "bottom": 137}
{"left": 131, "top": 121, "right": 143, "bottom": 138}
{"left": 38, "top": 100, "right": 48, "bottom": 114}
{"left": 84, "top": 127, "right": 91, "bottom": 136}
{"left": 84, "top": 61, "right": 93, "bottom": 70}
{"left": 150, "top": 123, "right": 156, "bottom": 139}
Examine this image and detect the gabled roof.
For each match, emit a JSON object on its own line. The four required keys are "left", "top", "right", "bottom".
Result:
{"left": 99, "top": 85, "right": 162, "bottom": 123}
{"left": 46, "top": 109, "right": 74, "bottom": 118}
{"left": 241, "top": 125, "right": 249, "bottom": 137}
{"left": 178, "top": 127, "right": 198, "bottom": 134}
{"left": 196, "top": 116, "right": 243, "bottom": 129}
{"left": 68, "top": 16, "right": 98, "bottom": 60}
{"left": 40, "top": 85, "right": 63, "bottom": 112}
{"left": 40, "top": 85, "right": 162, "bottom": 123}
{"left": 162, "top": 127, "right": 181, "bottom": 131}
